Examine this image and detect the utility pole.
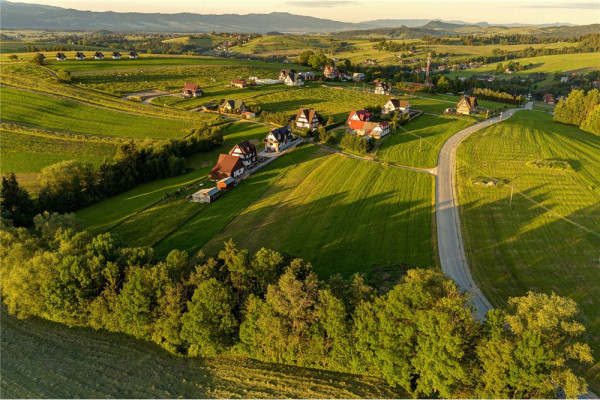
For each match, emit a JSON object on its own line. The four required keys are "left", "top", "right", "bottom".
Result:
{"left": 425, "top": 53, "right": 431, "bottom": 86}
{"left": 510, "top": 185, "right": 514, "bottom": 207}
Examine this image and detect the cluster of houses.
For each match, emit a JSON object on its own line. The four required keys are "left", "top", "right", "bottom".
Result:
{"left": 344, "top": 99, "right": 412, "bottom": 139}
{"left": 52, "top": 51, "right": 139, "bottom": 61}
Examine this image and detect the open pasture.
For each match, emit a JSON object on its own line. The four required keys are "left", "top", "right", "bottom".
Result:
{"left": 1, "top": 310, "right": 403, "bottom": 399}
{"left": 0, "top": 88, "right": 198, "bottom": 139}
{"left": 377, "top": 114, "right": 473, "bottom": 168}
{"left": 200, "top": 148, "right": 434, "bottom": 278}
{"left": 456, "top": 111, "right": 600, "bottom": 390}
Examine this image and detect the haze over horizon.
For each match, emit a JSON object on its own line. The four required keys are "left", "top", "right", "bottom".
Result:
{"left": 4, "top": 0, "right": 600, "bottom": 25}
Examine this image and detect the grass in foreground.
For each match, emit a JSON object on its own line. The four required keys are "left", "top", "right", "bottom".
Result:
{"left": 0, "top": 310, "right": 403, "bottom": 399}
{"left": 377, "top": 114, "right": 474, "bottom": 168}
{"left": 456, "top": 111, "right": 600, "bottom": 391}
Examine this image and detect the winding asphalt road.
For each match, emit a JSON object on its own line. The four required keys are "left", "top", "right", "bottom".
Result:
{"left": 436, "top": 104, "right": 531, "bottom": 319}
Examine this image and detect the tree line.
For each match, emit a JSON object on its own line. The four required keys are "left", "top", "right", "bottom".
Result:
{"left": 554, "top": 88, "right": 600, "bottom": 136}
{"left": 0, "top": 215, "right": 593, "bottom": 398}
{"left": 0, "top": 126, "right": 225, "bottom": 226}
{"left": 472, "top": 88, "right": 523, "bottom": 105}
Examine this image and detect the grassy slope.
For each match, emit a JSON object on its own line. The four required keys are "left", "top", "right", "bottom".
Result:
{"left": 456, "top": 111, "right": 600, "bottom": 391}
{"left": 202, "top": 149, "right": 434, "bottom": 278}
{"left": 1, "top": 310, "right": 403, "bottom": 399}
{"left": 0, "top": 88, "right": 196, "bottom": 139}
{"left": 377, "top": 114, "right": 474, "bottom": 168}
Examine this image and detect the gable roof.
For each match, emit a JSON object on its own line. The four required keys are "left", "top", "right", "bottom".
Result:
{"left": 457, "top": 95, "right": 478, "bottom": 109}
{"left": 230, "top": 140, "right": 256, "bottom": 156}
{"left": 184, "top": 83, "right": 201, "bottom": 91}
{"left": 211, "top": 154, "right": 245, "bottom": 175}
{"left": 387, "top": 99, "right": 410, "bottom": 108}
{"left": 348, "top": 109, "right": 373, "bottom": 122}
{"left": 75, "top": 52, "right": 85, "bottom": 57}
{"left": 280, "top": 68, "right": 297, "bottom": 76}
{"left": 295, "top": 108, "right": 318, "bottom": 123}
{"left": 231, "top": 79, "right": 247, "bottom": 85}
{"left": 268, "top": 126, "right": 292, "bottom": 142}
{"left": 220, "top": 98, "right": 246, "bottom": 110}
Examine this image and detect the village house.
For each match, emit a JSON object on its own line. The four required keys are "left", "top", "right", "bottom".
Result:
{"left": 218, "top": 99, "right": 246, "bottom": 114}
{"left": 75, "top": 52, "right": 85, "bottom": 61}
{"left": 284, "top": 72, "right": 305, "bottom": 86}
{"left": 543, "top": 93, "right": 556, "bottom": 104}
{"left": 279, "top": 68, "right": 297, "bottom": 81}
{"left": 94, "top": 52, "right": 104, "bottom": 60}
{"left": 112, "top": 51, "right": 121, "bottom": 60}
{"left": 323, "top": 66, "right": 340, "bottom": 79}
{"left": 456, "top": 95, "right": 479, "bottom": 115}
{"left": 192, "top": 187, "right": 220, "bottom": 203}
{"left": 295, "top": 108, "right": 320, "bottom": 131}
{"left": 217, "top": 177, "right": 235, "bottom": 191}
{"left": 55, "top": 52, "right": 66, "bottom": 61}
{"left": 264, "top": 126, "right": 295, "bottom": 153}
{"left": 229, "top": 140, "right": 258, "bottom": 167}
{"left": 210, "top": 154, "right": 245, "bottom": 180}
{"left": 361, "top": 121, "right": 390, "bottom": 139}
{"left": 374, "top": 82, "right": 391, "bottom": 95}
{"left": 299, "top": 71, "right": 315, "bottom": 80}
{"left": 346, "top": 109, "right": 373, "bottom": 131}
{"left": 182, "top": 83, "right": 204, "bottom": 98}
{"left": 352, "top": 72, "right": 366, "bottom": 81}
{"left": 381, "top": 98, "right": 411, "bottom": 116}
{"left": 231, "top": 79, "right": 247, "bottom": 88}
{"left": 129, "top": 51, "right": 139, "bottom": 59}
{"left": 241, "top": 110, "right": 256, "bottom": 119}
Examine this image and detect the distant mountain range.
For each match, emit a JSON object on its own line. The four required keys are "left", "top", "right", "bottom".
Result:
{"left": 0, "top": 1, "right": 583, "bottom": 34}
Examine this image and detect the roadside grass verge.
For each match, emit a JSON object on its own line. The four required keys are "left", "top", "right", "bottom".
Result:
{"left": 456, "top": 111, "right": 600, "bottom": 391}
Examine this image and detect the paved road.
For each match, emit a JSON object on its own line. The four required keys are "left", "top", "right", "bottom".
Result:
{"left": 436, "top": 104, "right": 530, "bottom": 319}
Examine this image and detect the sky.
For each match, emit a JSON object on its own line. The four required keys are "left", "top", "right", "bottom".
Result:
{"left": 9, "top": 0, "right": 600, "bottom": 25}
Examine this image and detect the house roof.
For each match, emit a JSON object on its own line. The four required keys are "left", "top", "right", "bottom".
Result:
{"left": 194, "top": 187, "right": 220, "bottom": 197}
{"left": 280, "top": 68, "right": 297, "bottom": 75}
{"left": 350, "top": 121, "right": 389, "bottom": 134}
{"left": 230, "top": 140, "right": 256, "bottom": 156}
{"left": 76, "top": 52, "right": 85, "bottom": 57}
{"left": 458, "top": 95, "right": 478, "bottom": 109}
{"left": 184, "top": 83, "right": 201, "bottom": 91}
{"left": 218, "top": 177, "right": 235, "bottom": 185}
{"left": 211, "top": 154, "right": 245, "bottom": 175}
{"left": 387, "top": 99, "right": 410, "bottom": 108}
{"left": 112, "top": 52, "right": 121, "bottom": 56}
{"left": 129, "top": 51, "right": 138, "bottom": 55}
{"left": 94, "top": 52, "right": 103, "bottom": 56}
{"left": 220, "top": 99, "right": 246, "bottom": 110}
{"left": 267, "top": 126, "right": 292, "bottom": 143}
{"left": 232, "top": 79, "right": 247, "bottom": 85}
{"left": 296, "top": 108, "right": 318, "bottom": 123}
{"left": 347, "top": 109, "right": 373, "bottom": 122}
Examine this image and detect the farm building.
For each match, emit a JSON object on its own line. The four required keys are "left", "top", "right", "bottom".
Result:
{"left": 543, "top": 93, "right": 556, "bottom": 104}
{"left": 231, "top": 79, "right": 247, "bottom": 88}
{"left": 374, "top": 82, "right": 392, "bottom": 95}
{"left": 210, "top": 154, "right": 245, "bottom": 180}
{"left": 112, "top": 52, "right": 121, "bottom": 60}
{"left": 56, "top": 52, "right": 66, "bottom": 61}
{"left": 217, "top": 177, "right": 236, "bottom": 191}
{"left": 94, "top": 52, "right": 104, "bottom": 60}
{"left": 295, "top": 108, "right": 320, "bottom": 131}
{"left": 279, "top": 69, "right": 297, "bottom": 81}
{"left": 129, "top": 51, "right": 139, "bottom": 59}
{"left": 264, "top": 126, "right": 294, "bottom": 153}
{"left": 182, "top": 83, "right": 204, "bottom": 98}
{"left": 456, "top": 95, "right": 479, "bottom": 115}
{"left": 323, "top": 66, "right": 340, "bottom": 79}
{"left": 382, "top": 99, "right": 411, "bottom": 116}
{"left": 75, "top": 52, "right": 85, "bottom": 61}
{"left": 284, "top": 72, "right": 305, "bottom": 86}
{"left": 229, "top": 140, "right": 258, "bottom": 167}
{"left": 219, "top": 99, "right": 246, "bottom": 114}
{"left": 192, "top": 187, "right": 220, "bottom": 203}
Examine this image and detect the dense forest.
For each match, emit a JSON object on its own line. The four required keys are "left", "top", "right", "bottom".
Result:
{"left": 0, "top": 214, "right": 593, "bottom": 398}
{"left": 554, "top": 89, "right": 600, "bottom": 135}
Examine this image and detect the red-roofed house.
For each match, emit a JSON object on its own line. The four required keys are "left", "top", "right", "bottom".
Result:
{"left": 210, "top": 154, "right": 245, "bottom": 180}
{"left": 231, "top": 79, "right": 247, "bottom": 88}
{"left": 182, "top": 83, "right": 204, "bottom": 98}
{"left": 346, "top": 109, "right": 373, "bottom": 131}
{"left": 543, "top": 93, "right": 556, "bottom": 104}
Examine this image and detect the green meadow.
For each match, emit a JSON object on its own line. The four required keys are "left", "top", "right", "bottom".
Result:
{"left": 1, "top": 310, "right": 403, "bottom": 399}
{"left": 456, "top": 111, "right": 600, "bottom": 391}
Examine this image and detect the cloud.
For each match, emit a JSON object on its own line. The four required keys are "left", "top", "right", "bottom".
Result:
{"left": 525, "top": 2, "right": 600, "bottom": 9}
{"left": 285, "top": 0, "right": 358, "bottom": 7}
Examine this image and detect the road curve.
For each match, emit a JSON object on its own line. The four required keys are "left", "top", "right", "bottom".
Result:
{"left": 435, "top": 105, "right": 528, "bottom": 319}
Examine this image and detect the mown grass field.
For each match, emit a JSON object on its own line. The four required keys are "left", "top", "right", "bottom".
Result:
{"left": 77, "top": 122, "right": 271, "bottom": 235}
{"left": 0, "top": 88, "right": 198, "bottom": 139}
{"left": 201, "top": 148, "right": 434, "bottom": 278}
{"left": 377, "top": 114, "right": 474, "bottom": 168}
{"left": 1, "top": 310, "right": 403, "bottom": 399}
{"left": 0, "top": 128, "right": 117, "bottom": 173}
{"left": 456, "top": 111, "right": 600, "bottom": 392}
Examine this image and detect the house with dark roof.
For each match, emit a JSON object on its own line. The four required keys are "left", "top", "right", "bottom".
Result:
{"left": 324, "top": 66, "right": 340, "bottom": 79}
{"left": 219, "top": 99, "right": 246, "bottom": 114}
{"left": 94, "top": 52, "right": 104, "bottom": 60}
{"left": 229, "top": 140, "right": 257, "bottom": 167}
{"left": 56, "top": 52, "right": 66, "bottom": 61}
{"left": 231, "top": 79, "right": 247, "bottom": 88}
{"left": 279, "top": 68, "right": 297, "bottom": 81}
{"left": 374, "top": 82, "right": 392, "bottom": 95}
{"left": 75, "top": 52, "right": 86, "bottom": 61}
{"left": 182, "top": 83, "right": 204, "bottom": 98}
{"left": 264, "top": 126, "right": 294, "bottom": 153}
{"left": 210, "top": 154, "right": 245, "bottom": 180}
{"left": 295, "top": 108, "right": 319, "bottom": 131}
{"left": 284, "top": 72, "right": 305, "bottom": 86}
{"left": 382, "top": 99, "right": 411, "bottom": 115}
{"left": 129, "top": 51, "right": 139, "bottom": 59}
{"left": 112, "top": 52, "right": 121, "bottom": 60}
{"left": 456, "top": 95, "right": 479, "bottom": 115}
